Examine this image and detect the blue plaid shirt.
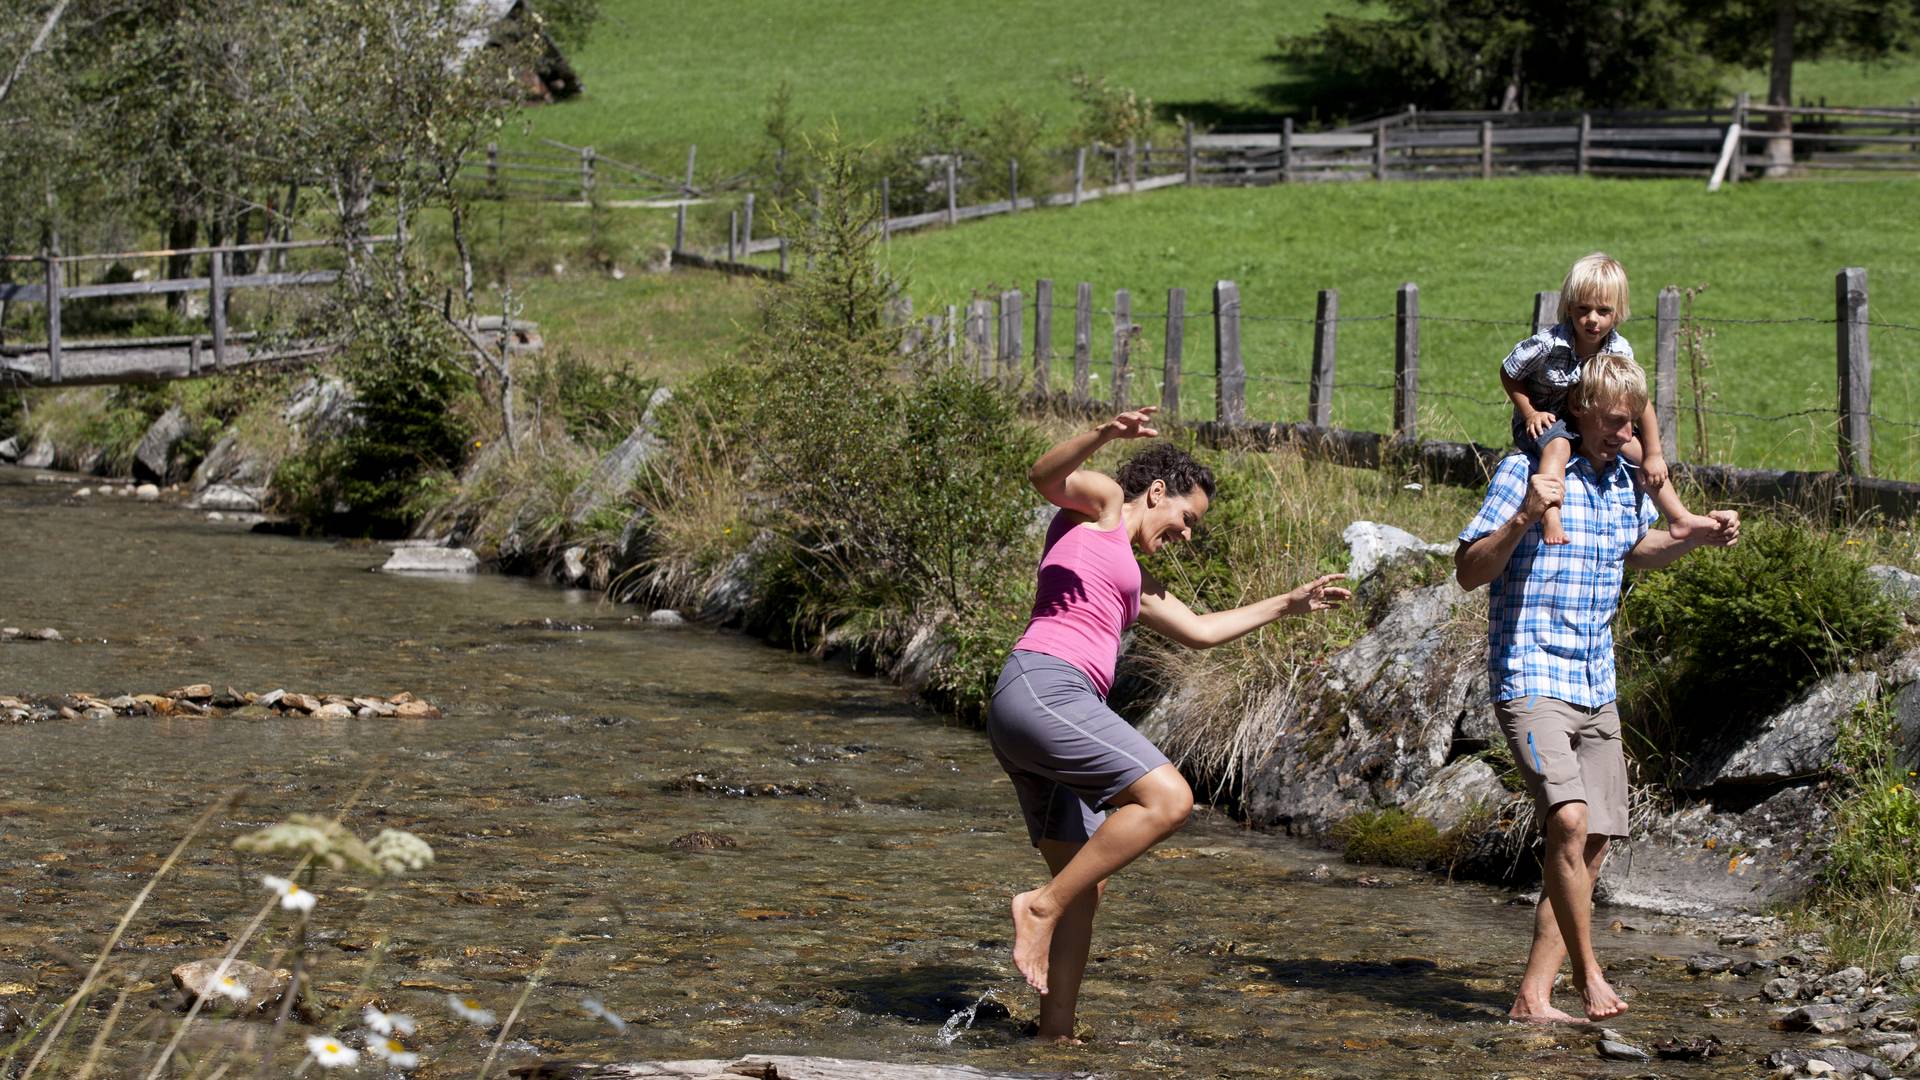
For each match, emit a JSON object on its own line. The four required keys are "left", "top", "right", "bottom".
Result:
{"left": 1459, "top": 452, "right": 1657, "bottom": 707}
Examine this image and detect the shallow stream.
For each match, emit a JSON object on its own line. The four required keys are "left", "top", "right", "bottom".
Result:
{"left": 0, "top": 470, "right": 1808, "bottom": 1077}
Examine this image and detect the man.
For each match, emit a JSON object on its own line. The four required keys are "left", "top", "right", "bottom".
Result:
{"left": 1455, "top": 353, "right": 1739, "bottom": 1022}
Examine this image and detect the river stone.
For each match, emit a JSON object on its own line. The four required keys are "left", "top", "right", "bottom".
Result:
{"left": 18, "top": 437, "right": 53, "bottom": 468}
{"left": 1402, "top": 757, "right": 1511, "bottom": 833}
{"left": 1767, "top": 1047, "right": 1891, "bottom": 1079}
{"left": 171, "top": 958, "right": 290, "bottom": 1013}
{"left": 380, "top": 546, "right": 479, "bottom": 575}
{"left": 133, "top": 405, "right": 190, "bottom": 483}
{"left": 1687, "top": 952, "right": 1735, "bottom": 975}
{"left": 1597, "top": 783, "right": 1828, "bottom": 915}
{"left": 1874, "top": 1040, "right": 1917, "bottom": 1067}
{"left": 1823, "top": 967, "right": 1870, "bottom": 994}
{"left": 190, "top": 484, "right": 264, "bottom": 512}
{"left": 188, "top": 432, "right": 268, "bottom": 491}
{"left": 0, "top": 435, "right": 16, "bottom": 463}
{"left": 284, "top": 375, "right": 359, "bottom": 439}
{"left": 392, "top": 700, "right": 441, "bottom": 719}
{"left": 647, "top": 609, "right": 685, "bottom": 626}
{"left": 561, "top": 545, "right": 589, "bottom": 584}
{"left": 1596, "top": 1039, "right": 1651, "bottom": 1062}
{"left": 566, "top": 386, "right": 673, "bottom": 524}
{"left": 1342, "top": 520, "right": 1452, "bottom": 581}
{"left": 1782, "top": 1002, "right": 1856, "bottom": 1033}
{"left": 278, "top": 693, "right": 322, "bottom": 714}
{"left": 135, "top": 483, "right": 160, "bottom": 501}
{"left": 312, "top": 703, "right": 353, "bottom": 720}
{"left": 1681, "top": 670, "right": 1879, "bottom": 790}
{"left": 168, "top": 684, "right": 214, "bottom": 701}
{"left": 1868, "top": 564, "right": 1920, "bottom": 607}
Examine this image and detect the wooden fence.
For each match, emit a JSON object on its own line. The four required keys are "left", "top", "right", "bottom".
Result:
{"left": 456, "top": 140, "right": 750, "bottom": 204}
{"left": 0, "top": 237, "right": 390, "bottom": 386}
{"left": 920, "top": 266, "right": 1896, "bottom": 483}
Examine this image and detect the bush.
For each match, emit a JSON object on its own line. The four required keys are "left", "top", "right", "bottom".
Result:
{"left": 1334, "top": 807, "right": 1475, "bottom": 870}
{"left": 1808, "top": 699, "right": 1920, "bottom": 978}
{"left": 1621, "top": 517, "right": 1900, "bottom": 771}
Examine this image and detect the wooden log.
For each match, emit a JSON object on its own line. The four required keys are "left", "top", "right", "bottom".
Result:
{"left": 1214, "top": 280, "right": 1245, "bottom": 423}
{"left": 1310, "top": 288, "right": 1338, "bottom": 426}
{"left": 1112, "top": 288, "right": 1132, "bottom": 411}
{"left": 209, "top": 249, "right": 228, "bottom": 368}
{"left": 0, "top": 340, "right": 332, "bottom": 388}
{"left": 1394, "top": 282, "right": 1419, "bottom": 438}
{"left": 1033, "top": 278, "right": 1052, "bottom": 395}
{"left": 1837, "top": 267, "right": 1872, "bottom": 476}
{"left": 1654, "top": 286, "right": 1680, "bottom": 458}
{"left": 1073, "top": 282, "right": 1092, "bottom": 402}
{"left": 1532, "top": 290, "right": 1559, "bottom": 334}
{"left": 1162, "top": 287, "right": 1184, "bottom": 421}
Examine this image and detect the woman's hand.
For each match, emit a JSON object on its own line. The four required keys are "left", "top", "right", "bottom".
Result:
{"left": 1281, "top": 573, "right": 1351, "bottom": 616}
{"left": 1099, "top": 406, "right": 1159, "bottom": 441}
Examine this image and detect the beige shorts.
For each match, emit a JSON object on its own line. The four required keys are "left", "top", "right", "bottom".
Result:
{"left": 1495, "top": 695, "right": 1629, "bottom": 839}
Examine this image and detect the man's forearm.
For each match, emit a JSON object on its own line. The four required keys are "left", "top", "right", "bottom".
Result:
{"left": 1626, "top": 528, "right": 1700, "bottom": 570}
{"left": 1456, "top": 510, "right": 1536, "bottom": 590}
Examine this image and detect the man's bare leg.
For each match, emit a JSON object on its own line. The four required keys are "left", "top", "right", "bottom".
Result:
{"left": 1012, "top": 764, "right": 1192, "bottom": 994}
{"left": 1511, "top": 802, "right": 1627, "bottom": 1021}
{"left": 1620, "top": 434, "right": 1714, "bottom": 539}
{"left": 1032, "top": 839, "right": 1105, "bottom": 1042}
{"left": 1538, "top": 438, "right": 1573, "bottom": 545}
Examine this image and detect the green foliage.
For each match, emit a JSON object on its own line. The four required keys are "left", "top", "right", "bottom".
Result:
{"left": 1278, "top": 0, "right": 1727, "bottom": 119}
{"left": 1066, "top": 70, "right": 1162, "bottom": 147}
{"left": 866, "top": 90, "right": 1055, "bottom": 216}
{"left": 1334, "top": 807, "right": 1475, "bottom": 869}
{"left": 1806, "top": 698, "right": 1920, "bottom": 978}
{"left": 523, "top": 348, "right": 657, "bottom": 451}
{"left": 273, "top": 292, "right": 474, "bottom": 535}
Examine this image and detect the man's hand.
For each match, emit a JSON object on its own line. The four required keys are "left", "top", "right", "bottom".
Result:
{"left": 1100, "top": 406, "right": 1159, "bottom": 441}
{"left": 1521, "top": 475, "right": 1563, "bottom": 523}
{"left": 1525, "top": 411, "right": 1558, "bottom": 439}
{"left": 1641, "top": 452, "right": 1669, "bottom": 492}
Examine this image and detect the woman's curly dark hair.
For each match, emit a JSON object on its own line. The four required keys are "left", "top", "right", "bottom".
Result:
{"left": 1115, "top": 443, "right": 1216, "bottom": 502}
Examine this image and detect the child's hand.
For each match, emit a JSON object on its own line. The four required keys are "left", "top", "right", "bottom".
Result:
{"left": 1641, "top": 453, "right": 1669, "bottom": 491}
{"left": 1525, "top": 411, "right": 1558, "bottom": 439}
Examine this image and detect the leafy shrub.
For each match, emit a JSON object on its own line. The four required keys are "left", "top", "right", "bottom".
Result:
{"left": 1334, "top": 807, "right": 1475, "bottom": 870}
{"left": 1808, "top": 699, "right": 1920, "bottom": 978}
{"left": 523, "top": 347, "right": 656, "bottom": 451}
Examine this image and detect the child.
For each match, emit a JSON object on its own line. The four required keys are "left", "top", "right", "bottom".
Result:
{"left": 1500, "top": 252, "right": 1716, "bottom": 545}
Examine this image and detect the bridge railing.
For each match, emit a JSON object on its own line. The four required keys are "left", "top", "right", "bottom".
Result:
{"left": 0, "top": 236, "right": 394, "bottom": 384}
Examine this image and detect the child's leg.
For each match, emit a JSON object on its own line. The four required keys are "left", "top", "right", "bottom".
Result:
{"left": 1538, "top": 438, "right": 1572, "bottom": 545}
{"left": 1621, "top": 435, "right": 1714, "bottom": 540}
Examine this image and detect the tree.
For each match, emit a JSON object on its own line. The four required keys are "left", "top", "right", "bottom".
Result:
{"left": 1687, "top": 0, "right": 1920, "bottom": 174}
{"left": 1278, "top": 0, "right": 1723, "bottom": 118}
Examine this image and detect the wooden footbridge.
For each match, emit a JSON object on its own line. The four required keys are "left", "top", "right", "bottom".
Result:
{"left": 0, "top": 237, "right": 391, "bottom": 387}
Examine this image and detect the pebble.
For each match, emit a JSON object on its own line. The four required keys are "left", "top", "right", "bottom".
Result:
{"left": 1781, "top": 1002, "right": 1855, "bottom": 1033}
{"left": 1688, "top": 952, "right": 1735, "bottom": 975}
{"left": 648, "top": 609, "right": 686, "bottom": 625}
{"left": 1899, "top": 956, "right": 1920, "bottom": 974}
{"left": 135, "top": 483, "right": 159, "bottom": 501}
{"left": 1597, "top": 1039, "right": 1651, "bottom": 1062}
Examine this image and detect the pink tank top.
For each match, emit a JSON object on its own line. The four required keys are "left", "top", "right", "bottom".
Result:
{"left": 1011, "top": 510, "right": 1141, "bottom": 698}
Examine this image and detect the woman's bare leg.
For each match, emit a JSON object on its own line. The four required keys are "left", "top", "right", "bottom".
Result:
{"left": 1032, "top": 839, "right": 1106, "bottom": 1042}
{"left": 1011, "top": 764, "right": 1192, "bottom": 994}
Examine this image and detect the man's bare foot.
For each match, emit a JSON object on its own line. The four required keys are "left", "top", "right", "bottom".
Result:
{"left": 1509, "top": 997, "right": 1578, "bottom": 1023}
{"left": 1543, "top": 509, "right": 1571, "bottom": 546}
{"left": 1011, "top": 890, "right": 1057, "bottom": 994}
{"left": 1580, "top": 978, "right": 1629, "bottom": 1020}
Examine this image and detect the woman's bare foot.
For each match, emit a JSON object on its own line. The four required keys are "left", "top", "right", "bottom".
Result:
{"left": 1011, "top": 890, "right": 1058, "bottom": 993}
{"left": 1509, "top": 996, "right": 1578, "bottom": 1023}
{"left": 1543, "top": 508, "right": 1571, "bottom": 546}
{"left": 1581, "top": 977, "right": 1629, "bottom": 1020}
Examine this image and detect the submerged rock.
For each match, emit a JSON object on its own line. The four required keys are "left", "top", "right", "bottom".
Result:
{"left": 380, "top": 546, "right": 480, "bottom": 575}
{"left": 668, "top": 831, "right": 738, "bottom": 851}
{"left": 1596, "top": 1039, "right": 1651, "bottom": 1062}
{"left": 170, "top": 958, "right": 290, "bottom": 1013}
{"left": 1765, "top": 1046, "right": 1891, "bottom": 1079}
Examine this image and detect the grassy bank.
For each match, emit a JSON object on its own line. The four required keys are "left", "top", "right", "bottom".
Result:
{"left": 886, "top": 175, "right": 1920, "bottom": 478}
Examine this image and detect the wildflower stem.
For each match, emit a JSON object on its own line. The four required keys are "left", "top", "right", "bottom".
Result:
{"left": 473, "top": 945, "right": 557, "bottom": 1080}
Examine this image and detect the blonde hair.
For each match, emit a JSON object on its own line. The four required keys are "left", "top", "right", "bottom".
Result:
{"left": 1557, "top": 251, "right": 1631, "bottom": 325}
{"left": 1566, "top": 352, "right": 1649, "bottom": 419}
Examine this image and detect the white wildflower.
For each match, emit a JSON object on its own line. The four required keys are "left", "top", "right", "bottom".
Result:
{"left": 581, "top": 996, "right": 628, "bottom": 1032}
{"left": 260, "top": 874, "right": 317, "bottom": 912}
{"left": 446, "top": 993, "right": 496, "bottom": 1026}
{"left": 367, "top": 829, "right": 435, "bottom": 875}
{"left": 305, "top": 1034, "right": 359, "bottom": 1068}
{"left": 211, "top": 973, "right": 250, "bottom": 1003}
{"left": 366, "top": 1034, "right": 421, "bottom": 1069}
{"left": 363, "top": 1005, "right": 416, "bottom": 1036}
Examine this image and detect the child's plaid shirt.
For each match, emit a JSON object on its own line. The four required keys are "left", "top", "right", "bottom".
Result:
{"left": 1458, "top": 452, "right": 1657, "bottom": 708}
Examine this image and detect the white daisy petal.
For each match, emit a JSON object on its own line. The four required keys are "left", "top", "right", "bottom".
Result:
{"left": 366, "top": 1035, "right": 421, "bottom": 1069}
{"left": 304, "top": 1034, "right": 359, "bottom": 1069}
{"left": 260, "top": 874, "right": 317, "bottom": 912}
{"left": 364, "top": 1005, "right": 416, "bottom": 1036}
{"left": 212, "top": 974, "right": 250, "bottom": 1003}
{"left": 446, "top": 993, "right": 496, "bottom": 1026}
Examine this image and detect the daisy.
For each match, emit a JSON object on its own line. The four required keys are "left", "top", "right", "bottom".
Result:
{"left": 363, "top": 1005, "right": 417, "bottom": 1036}
{"left": 260, "top": 874, "right": 317, "bottom": 913}
{"left": 446, "top": 993, "right": 496, "bottom": 1026}
{"left": 365, "top": 1034, "right": 421, "bottom": 1069}
{"left": 581, "top": 996, "right": 628, "bottom": 1033}
{"left": 211, "top": 973, "right": 250, "bottom": 1003}
{"left": 304, "top": 1034, "right": 359, "bottom": 1069}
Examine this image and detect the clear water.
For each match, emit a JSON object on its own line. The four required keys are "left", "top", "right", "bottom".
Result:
{"left": 0, "top": 470, "right": 1801, "bottom": 1077}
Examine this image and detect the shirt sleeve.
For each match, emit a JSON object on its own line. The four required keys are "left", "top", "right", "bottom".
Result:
{"left": 1606, "top": 331, "right": 1635, "bottom": 359}
{"left": 1500, "top": 332, "right": 1549, "bottom": 381}
{"left": 1460, "top": 454, "right": 1531, "bottom": 544}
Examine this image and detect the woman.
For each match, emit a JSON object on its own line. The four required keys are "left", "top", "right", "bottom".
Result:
{"left": 990, "top": 406, "right": 1349, "bottom": 1041}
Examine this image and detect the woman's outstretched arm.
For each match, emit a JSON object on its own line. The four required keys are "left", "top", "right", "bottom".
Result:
{"left": 1137, "top": 571, "right": 1349, "bottom": 649}
{"left": 1029, "top": 408, "right": 1159, "bottom": 524}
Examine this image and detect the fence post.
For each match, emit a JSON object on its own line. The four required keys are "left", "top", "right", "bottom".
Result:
{"left": 580, "top": 146, "right": 595, "bottom": 201}
{"left": 1731, "top": 93, "right": 1748, "bottom": 183}
{"left": 1531, "top": 290, "right": 1559, "bottom": 334}
{"left": 728, "top": 211, "right": 738, "bottom": 262}
{"left": 1162, "top": 287, "right": 1185, "bottom": 422}
{"left": 1112, "top": 289, "right": 1132, "bottom": 410}
{"left": 1310, "top": 288, "right": 1339, "bottom": 427}
{"left": 1184, "top": 120, "right": 1197, "bottom": 185}
{"left": 745, "top": 193, "right": 758, "bottom": 249}
{"left": 1073, "top": 282, "right": 1092, "bottom": 402}
{"left": 210, "top": 248, "right": 229, "bottom": 368}
{"left": 1394, "top": 283, "right": 1419, "bottom": 439}
{"left": 945, "top": 303, "right": 957, "bottom": 366}
{"left": 1009, "top": 159, "right": 1019, "bottom": 212}
{"left": 1281, "top": 117, "right": 1294, "bottom": 183}
{"left": 684, "top": 144, "right": 698, "bottom": 192}
{"left": 1655, "top": 286, "right": 1681, "bottom": 459}
{"left": 43, "top": 245, "right": 60, "bottom": 384}
{"left": 946, "top": 157, "right": 958, "bottom": 226}
{"left": 487, "top": 142, "right": 499, "bottom": 192}
{"left": 1126, "top": 137, "right": 1138, "bottom": 191}
{"left": 674, "top": 204, "right": 686, "bottom": 251}
{"left": 1214, "top": 280, "right": 1245, "bottom": 424}
{"left": 1073, "top": 147, "right": 1086, "bottom": 206}
{"left": 1837, "top": 267, "right": 1872, "bottom": 476}
{"left": 1033, "top": 279, "right": 1053, "bottom": 395}
{"left": 1374, "top": 128, "right": 1387, "bottom": 181}
{"left": 1480, "top": 121, "right": 1493, "bottom": 180}
{"left": 880, "top": 178, "right": 891, "bottom": 237}
{"left": 969, "top": 298, "right": 992, "bottom": 377}
{"left": 1006, "top": 288, "right": 1024, "bottom": 383}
